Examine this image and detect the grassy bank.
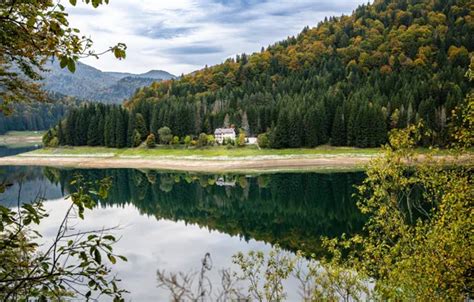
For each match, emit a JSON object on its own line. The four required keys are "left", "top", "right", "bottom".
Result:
{"left": 26, "top": 145, "right": 382, "bottom": 158}
{"left": 5, "top": 144, "right": 470, "bottom": 173}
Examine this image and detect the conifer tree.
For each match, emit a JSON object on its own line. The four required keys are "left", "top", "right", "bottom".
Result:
{"left": 241, "top": 111, "right": 250, "bottom": 135}
{"left": 126, "top": 112, "right": 136, "bottom": 147}
{"left": 114, "top": 108, "right": 128, "bottom": 148}
{"left": 108, "top": 109, "right": 117, "bottom": 148}
{"left": 87, "top": 114, "right": 100, "bottom": 146}
{"left": 98, "top": 113, "right": 105, "bottom": 146}
{"left": 331, "top": 106, "right": 346, "bottom": 146}
{"left": 150, "top": 107, "right": 160, "bottom": 135}
{"left": 288, "top": 110, "right": 302, "bottom": 148}
{"left": 135, "top": 113, "right": 147, "bottom": 141}
{"left": 104, "top": 113, "right": 112, "bottom": 147}
{"left": 57, "top": 121, "right": 64, "bottom": 145}
{"left": 270, "top": 110, "right": 290, "bottom": 148}
{"left": 304, "top": 109, "right": 319, "bottom": 147}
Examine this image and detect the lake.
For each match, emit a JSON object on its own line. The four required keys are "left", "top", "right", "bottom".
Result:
{"left": 0, "top": 145, "right": 39, "bottom": 157}
{"left": 1, "top": 165, "right": 366, "bottom": 301}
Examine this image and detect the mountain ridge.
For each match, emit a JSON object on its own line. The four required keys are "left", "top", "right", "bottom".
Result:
{"left": 40, "top": 61, "right": 176, "bottom": 104}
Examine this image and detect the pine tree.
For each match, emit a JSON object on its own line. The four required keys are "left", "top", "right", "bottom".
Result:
{"left": 57, "top": 121, "right": 64, "bottom": 145}
{"left": 150, "top": 106, "right": 160, "bottom": 135}
{"left": 108, "top": 108, "right": 117, "bottom": 147}
{"left": 241, "top": 111, "right": 250, "bottom": 135}
{"left": 304, "top": 109, "right": 319, "bottom": 147}
{"left": 316, "top": 103, "right": 328, "bottom": 145}
{"left": 98, "top": 113, "right": 105, "bottom": 146}
{"left": 135, "top": 113, "right": 147, "bottom": 140}
{"left": 65, "top": 110, "right": 76, "bottom": 146}
{"left": 223, "top": 113, "right": 230, "bottom": 128}
{"left": 373, "top": 106, "right": 387, "bottom": 146}
{"left": 87, "top": 114, "right": 100, "bottom": 146}
{"left": 115, "top": 108, "right": 127, "bottom": 148}
{"left": 331, "top": 106, "right": 346, "bottom": 146}
{"left": 288, "top": 110, "right": 303, "bottom": 148}
{"left": 126, "top": 112, "right": 136, "bottom": 147}
{"left": 346, "top": 110, "right": 356, "bottom": 146}
{"left": 104, "top": 112, "right": 112, "bottom": 147}
{"left": 270, "top": 110, "right": 290, "bottom": 148}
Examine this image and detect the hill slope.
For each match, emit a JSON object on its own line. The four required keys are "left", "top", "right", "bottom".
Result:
{"left": 52, "top": 0, "right": 473, "bottom": 149}
{"left": 41, "top": 61, "right": 176, "bottom": 104}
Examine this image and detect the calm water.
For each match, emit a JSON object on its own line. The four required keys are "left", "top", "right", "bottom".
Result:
{"left": 1, "top": 166, "right": 366, "bottom": 301}
{"left": 0, "top": 145, "right": 39, "bottom": 157}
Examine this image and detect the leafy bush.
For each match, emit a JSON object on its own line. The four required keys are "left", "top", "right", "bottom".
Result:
{"left": 145, "top": 133, "right": 156, "bottom": 148}
{"left": 158, "top": 127, "right": 172, "bottom": 144}
{"left": 197, "top": 133, "right": 208, "bottom": 147}
{"left": 257, "top": 133, "right": 269, "bottom": 148}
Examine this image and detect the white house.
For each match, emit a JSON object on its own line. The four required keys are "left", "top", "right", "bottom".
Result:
{"left": 247, "top": 137, "right": 258, "bottom": 145}
{"left": 214, "top": 128, "right": 236, "bottom": 144}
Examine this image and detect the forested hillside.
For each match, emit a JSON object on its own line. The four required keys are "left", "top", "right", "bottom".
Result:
{"left": 51, "top": 0, "right": 473, "bottom": 148}
{"left": 0, "top": 93, "right": 81, "bottom": 135}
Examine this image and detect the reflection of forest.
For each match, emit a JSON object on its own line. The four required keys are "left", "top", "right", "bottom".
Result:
{"left": 0, "top": 146, "right": 38, "bottom": 157}
{"left": 0, "top": 166, "right": 63, "bottom": 205}
{"left": 45, "top": 168, "right": 367, "bottom": 255}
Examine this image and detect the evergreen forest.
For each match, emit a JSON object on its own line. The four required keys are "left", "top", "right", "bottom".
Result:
{"left": 48, "top": 0, "right": 473, "bottom": 148}
{"left": 0, "top": 93, "right": 80, "bottom": 135}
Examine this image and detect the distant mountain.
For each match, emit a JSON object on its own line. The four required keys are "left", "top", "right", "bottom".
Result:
{"left": 105, "top": 69, "right": 175, "bottom": 80}
{"left": 40, "top": 61, "right": 176, "bottom": 104}
{"left": 94, "top": 76, "right": 158, "bottom": 102}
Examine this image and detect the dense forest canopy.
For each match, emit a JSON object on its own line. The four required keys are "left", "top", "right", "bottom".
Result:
{"left": 51, "top": 0, "right": 473, "bottom": 148}
{"left": 0, "top": 92, "right": 81, "bottom": 134}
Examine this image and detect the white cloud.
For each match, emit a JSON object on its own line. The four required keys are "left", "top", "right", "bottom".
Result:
{"left": 66, "top": 0, "right": 365, "bottom": 75}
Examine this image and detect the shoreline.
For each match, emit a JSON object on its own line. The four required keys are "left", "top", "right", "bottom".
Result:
{"left": 0, "top": 132, "right": 43, "bottom": 146}
{"left": 0, "top": 155, "right": 372, "bottom": 173}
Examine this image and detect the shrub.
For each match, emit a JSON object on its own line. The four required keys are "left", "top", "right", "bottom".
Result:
{"left": 49, "top": 137, "right": 59, "bottom": 147}
{"left": 133, "top": 130, "right": 142, "bottom": 147}
{"left": 172, "top": 136, "right": 180, "bottom": 145}
{"left": 145, "top": 133, "right": 156, "bottom": 148}
{"left": 184, "top": 135, "right": 192, "bottom": 147}
{"left": 257, "top": 133, "right": 269, "bottom": 148}
{"left": 158, "top": 127, "right": 172, "bottom": 144}
{"left": 207, "top": 135, "right": 215, "bottom": 146}
{"left": 238, "top": 133, "right": 246, "bottom": 147}
{"left": 198, "top": 133, "right": 208, "bottom": 147}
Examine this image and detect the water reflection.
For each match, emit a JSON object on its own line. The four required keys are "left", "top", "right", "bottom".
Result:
{"left": 0, "top": 145, "right": 39, "bottom": 157}
{"left": 0, "top": 166, "right": 63, "bottom": 205}
{"left": 4, "top": 166, "right": 366, "bottom": 255}
{"left": 2, "top": 166, "right": 367, "bottom": 300}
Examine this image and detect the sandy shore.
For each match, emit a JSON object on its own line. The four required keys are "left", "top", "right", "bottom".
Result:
{"left": 0, "top": 136, "right": 42, "bottom": 145}
{"left": 0, "top": 155, "right": 372, "bottom": 172}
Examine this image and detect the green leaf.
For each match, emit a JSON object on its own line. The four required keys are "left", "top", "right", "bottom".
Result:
{"left": 108, "top": 254, "right": 116, "bottom": 264}
{"left": 94, "top": 249, "right": 102, "bottom": 264}
{"left": 67, "top": 58, "right": 76, "bottom": 73}
{"left": 103, "top": 235, "right": 115, "bottom": 241}
{"left": 69, "top": 0, "right": 77, "bottom": 5}
{"left": 60, "top": 57, "right": 68, "bottom": 69}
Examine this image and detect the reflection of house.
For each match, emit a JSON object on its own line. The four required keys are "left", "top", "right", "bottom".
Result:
{"left": 214, "top": 128, "right": 236, "bottom": 144}
{"left": 216, "top": 177, "right": 236, "bottom": 187}
{"left": 247, "top": 137, "right": 257, "bottom": 145}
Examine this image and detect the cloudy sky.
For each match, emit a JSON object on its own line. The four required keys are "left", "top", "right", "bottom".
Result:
{"left": 67, "top": 0, "right": 366, "bottom": 76}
